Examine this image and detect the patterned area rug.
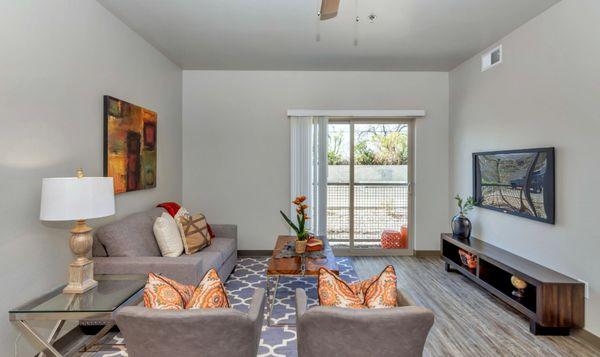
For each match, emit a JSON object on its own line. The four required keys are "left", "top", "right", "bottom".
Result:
{"left": 89, "top": 257, "right": 358, "bottom": 357}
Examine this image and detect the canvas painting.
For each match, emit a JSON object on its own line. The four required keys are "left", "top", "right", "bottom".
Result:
{"left": 104, "top": 96, "right": 157, "bottom": 193}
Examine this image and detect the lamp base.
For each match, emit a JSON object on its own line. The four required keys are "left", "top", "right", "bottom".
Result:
{"left": 63, "top": 259, "right": 98, "bottom": 294}
{"left": 63, "top": 220, "right": 98, "bottom": 294}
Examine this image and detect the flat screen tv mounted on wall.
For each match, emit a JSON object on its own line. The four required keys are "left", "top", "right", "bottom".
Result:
{"left": 473, "top": 147, "right": 555, "bottom": 224}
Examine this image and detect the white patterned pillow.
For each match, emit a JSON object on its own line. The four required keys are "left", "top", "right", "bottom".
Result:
{"left": 153, "top": 212, "right": 184, "bottom": 257}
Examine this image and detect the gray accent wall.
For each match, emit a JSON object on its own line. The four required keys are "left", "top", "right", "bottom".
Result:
{"left": 450, "top": 0, "right": 600, "bottom": 336}
{"left": 0, "top": 1, "right": 182, "bottom": 355}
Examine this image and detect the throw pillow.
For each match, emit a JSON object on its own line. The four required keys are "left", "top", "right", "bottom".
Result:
{"left": 318, "top": 268, "right": 366, "bottom": 309}
{"left": 157, "top": 202, "right": 182, "bottom": 217}
{"left": 174, "top": 207, "right": 189, "bottom": 221}
{"left": 95, "top": 212, "right": 161, "bottom": 257}
{"left": 176, "top": 207, "right": 216, "bottom": 240}
{"left": 153, "top": 212, "right": 184, "bottom": 257}
{"left": 155, "top": 274, "right": 196, "bottom": 306}
{"left": 186, "top": 268, "right": 230, "bottom": 309}
{"left": 144, "top": 273, "right": 185, "bottom": 310}
{"left": 318, "top": 265, "right": 398, "bottom": 309}
{"left": 363, "top": 265, "right": 398, "bottom": 308}
{"left": 177, "top": 212, "right": 211, "bottom": 255}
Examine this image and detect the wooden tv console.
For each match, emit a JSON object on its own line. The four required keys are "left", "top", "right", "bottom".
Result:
{"left": 440, "top": 233, "right": 584, "bottom": 335}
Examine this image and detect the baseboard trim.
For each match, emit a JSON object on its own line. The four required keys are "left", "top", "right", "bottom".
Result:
{"left": 574, "top": 328, "right": 600, "bottom": 349}
{"left": 238, "top": 250, "right": 273, "bottom": 257}
{"left": 415, "top": 250, "right": 441, "bottom": 257}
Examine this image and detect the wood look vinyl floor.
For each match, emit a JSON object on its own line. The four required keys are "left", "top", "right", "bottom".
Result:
{"left": 352, "top": 256, "right": 600, "bottom": 357}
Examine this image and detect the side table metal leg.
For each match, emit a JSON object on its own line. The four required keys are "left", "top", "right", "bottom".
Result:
{"left": 80, "top": 323, "right": 115, "bottom": 352}
{"left": 37, "top": 319, "right": 66, "bottom": 357}
{"left": 13, "top": 321, "right": 62, "bottom": 357}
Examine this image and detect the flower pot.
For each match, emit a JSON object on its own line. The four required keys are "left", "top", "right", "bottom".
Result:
{"left": 451, "top": 213, "right": 472, "bottom": 239}
{"left": 295, "top": 239, "right": 307, "bottom": 254}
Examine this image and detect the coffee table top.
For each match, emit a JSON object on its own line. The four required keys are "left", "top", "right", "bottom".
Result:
{"left": 267, "top": 235, "right": 339, "bottom": 276}
{"left": 10, "top": 274, "right": 145, "bottom": 315}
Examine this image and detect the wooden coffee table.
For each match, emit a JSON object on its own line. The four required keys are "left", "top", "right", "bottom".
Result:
{"left": 266, "top": 235, "right": 338, "bottom": 327}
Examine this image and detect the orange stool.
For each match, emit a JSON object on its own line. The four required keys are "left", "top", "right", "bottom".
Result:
{"left": 380, "top": 226, "right": 408, "bottom": 249}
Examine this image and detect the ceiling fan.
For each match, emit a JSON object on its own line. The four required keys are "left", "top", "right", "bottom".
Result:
{"left": 320, "top": 0, "right": 340, "bottom": 20}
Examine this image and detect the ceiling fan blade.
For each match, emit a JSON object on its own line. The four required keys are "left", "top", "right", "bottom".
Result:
{"left": 320, "top": 0, "right": 340, "bottom": 20}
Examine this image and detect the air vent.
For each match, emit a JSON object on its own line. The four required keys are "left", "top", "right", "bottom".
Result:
{"left": 481, "top": 45, "right": 502, "bottom": 72}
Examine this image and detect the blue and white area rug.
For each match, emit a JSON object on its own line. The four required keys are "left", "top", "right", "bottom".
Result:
{"left": 92, "top": 257, "right": 358, "bottom": 357}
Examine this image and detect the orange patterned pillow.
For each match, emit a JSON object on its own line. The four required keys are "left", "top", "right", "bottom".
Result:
{"left": 318, "top": 268, "right": 366, "bottom": 309}
{"left": 349, "top": 276, "right": 377, "bottom": 302}
{"left": 154, "top": 274, "right": 196, "bottom": 306}
{"left": 144, "top": 273, "right": 188, "bottom": 310}
{"left": 318, "top": 266, "right": 398, "bottom": 309}
{"left": 363, "top": 265, "right": 398, "bottom": 308}
{"left": 186, "top": 268, "right": 230, "bottom": 309}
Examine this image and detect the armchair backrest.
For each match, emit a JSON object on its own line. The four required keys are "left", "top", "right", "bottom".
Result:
{"left": 115, "top": 288, "right": 265, "bottom": 357}
{"left": 296, "top": 288, "right": 434, "bottom": 357}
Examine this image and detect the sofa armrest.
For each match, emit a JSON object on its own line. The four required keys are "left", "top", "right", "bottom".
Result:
{"left": 210, "top": 224, "right": 237, "bottom": 240}
{"left": 295, "top": 288, "right": 308, "bottom": 319}
{"left": 247, "top": 288, "right": 265, "bottom": 323}
{"left": 93, "top": 256, "right": 203, "bottom": 285}
{"left": 247, "top": 288, "right": 265, "bottom": 348}
{"left": 396, "top": 288, "right": 416, "bottom": 307}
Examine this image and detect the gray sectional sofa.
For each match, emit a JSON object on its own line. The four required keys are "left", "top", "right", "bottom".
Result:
{"left": 92, "top": 207, "right": 237, "bottom": 284}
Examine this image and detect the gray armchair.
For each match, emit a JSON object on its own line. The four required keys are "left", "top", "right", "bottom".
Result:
{"left": 115, "top": 288, "right": 265, "bottom": 357}
{"left": 295, "top": 288, "right": 434, "bottom": 357}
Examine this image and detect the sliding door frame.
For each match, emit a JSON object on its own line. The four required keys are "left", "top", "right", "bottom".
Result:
{"left": 328, "top": 118, "right": 415, "bottom": 256}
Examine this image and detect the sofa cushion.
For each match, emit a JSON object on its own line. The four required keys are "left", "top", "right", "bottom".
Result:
{"left": 95, "top": 211, "right": 161, "bottom": 257}
{"left": 200, "top": 237, "right": 236, "bottom": 262}
{"left": 94, "top": 255, "right": 205, "bottom": 285}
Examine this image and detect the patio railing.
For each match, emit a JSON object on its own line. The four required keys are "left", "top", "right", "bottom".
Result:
{"left": 327, "top": 182, "right": 408, "bottom": 248}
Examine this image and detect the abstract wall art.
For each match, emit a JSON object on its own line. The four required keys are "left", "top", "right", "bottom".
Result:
{"left": 104, "top": 96, "right": 157, "bottom": 194}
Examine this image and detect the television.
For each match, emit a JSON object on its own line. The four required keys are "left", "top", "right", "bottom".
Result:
{"left": 473, "top": 147, "right": 555, "bottom": 224}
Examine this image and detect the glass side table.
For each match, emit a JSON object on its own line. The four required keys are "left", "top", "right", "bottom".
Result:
{"left": 9, "top": 274, "right": 146, "bottom": 357}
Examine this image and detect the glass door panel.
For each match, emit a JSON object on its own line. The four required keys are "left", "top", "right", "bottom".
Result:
{"left": 353, "top": 124, "right": 410, "bottom": 251}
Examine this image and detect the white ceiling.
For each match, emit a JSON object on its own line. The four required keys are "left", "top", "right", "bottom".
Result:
{"left": 97, "top": 0, "right": 560, "bottom": 71}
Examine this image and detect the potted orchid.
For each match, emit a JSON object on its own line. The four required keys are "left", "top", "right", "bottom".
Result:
{"left": 280, "top": 195, "right": 310, "bottom": 253}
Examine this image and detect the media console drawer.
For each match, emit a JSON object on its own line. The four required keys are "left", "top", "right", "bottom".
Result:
{"left": 440, "top": 233, "right": 584, "bottom": 335}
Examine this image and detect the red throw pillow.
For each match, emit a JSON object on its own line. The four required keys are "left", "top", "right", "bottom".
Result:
{"left": 157, "top": 202, "right": 181, "bottom": 217}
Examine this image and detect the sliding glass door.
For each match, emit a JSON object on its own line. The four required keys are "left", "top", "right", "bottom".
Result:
{"left": 327, "top": 119, "right": 414, "bottom": 255}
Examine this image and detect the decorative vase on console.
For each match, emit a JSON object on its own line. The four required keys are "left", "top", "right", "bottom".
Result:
{"left": 280, "top": 195, "right": 310, "bottom": 254}
{"left": 451, "top": 195, "right": 475, "bottom": 239}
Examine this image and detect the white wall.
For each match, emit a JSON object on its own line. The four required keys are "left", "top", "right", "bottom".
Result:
{"left": 450, "top": 0, "right": 600, "bottom": 335}
{"left": 183, "top": 71, "right": 449, "bottom": 251}
{"left": 0, "top": 1, "right": 182, "bottom": 355}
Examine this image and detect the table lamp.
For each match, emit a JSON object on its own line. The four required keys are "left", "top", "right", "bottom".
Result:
{"left": 40, "top": 169, "right": 115, "bottom": 294}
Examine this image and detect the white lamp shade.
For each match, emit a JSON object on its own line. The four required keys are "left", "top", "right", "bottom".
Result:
{"left": 40, "top": 177, "right": 115, "bottom": 221}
